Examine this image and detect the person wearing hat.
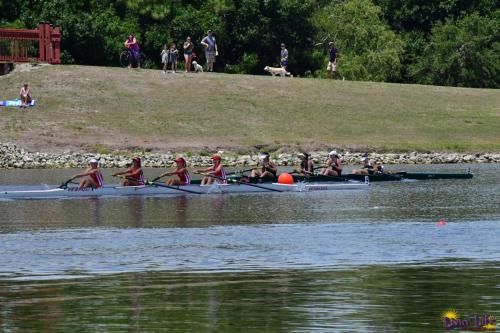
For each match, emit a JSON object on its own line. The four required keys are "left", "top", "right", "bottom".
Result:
{"left": 201, "top": 30, "right": 218, "bottom": 72}
{"left": 320, "top": 150, "right": 343, "bottom": 177}
{"left": 295, "top": 152, "right": 314, "bottom": 177}
{"left": 352, "top": 156, "right": 380, "bottom": 175}
{"left": 280, "top": 43, "right": 289, "bottom": 70}
{"left": 69, "top": 158, "right": 104, "bottom": 189}
{"left": 196, "top": 155, "right": 227, "bottom": 185}
{"left": 327, "top": 41, "right": 338, "bottom": 79}
{"left": 251, "top": 152, "right": 278, "bottom": 180}
{"left": 157, "top": 157, "right": 191, "bottom": 186}
{"left": 112, "top": 156, "right": 145, "bottom": 186}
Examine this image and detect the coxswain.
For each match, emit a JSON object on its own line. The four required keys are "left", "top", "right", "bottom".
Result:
{"left": 251, "top": 152, "right": 277, "bottom": 180}
{"left": 157, "top": 157, "right": 191, "bottom": 186}
{"left": 320, "top": 150, "right": 343, "bottom": 176}
{"left": 112, "top": 156, "right": 145, "bottom": 186}
{"left": 69, "top": 158, "right": 104, "bottom": 189}
{"left": 296, "top": 152, "right": 314, "bottom": 176}
{"left": 196, "top": 155, "right": 227, "bottom": 185}
{"left": 352, "top": 157, "right": 380, "bottom": 175}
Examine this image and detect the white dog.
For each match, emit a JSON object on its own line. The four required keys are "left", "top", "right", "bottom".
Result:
{"left": 192, "top": 61, "right": 203, "bottom": 72}
{"left": 264, "top": 66, "right": 292, "bottom": 77}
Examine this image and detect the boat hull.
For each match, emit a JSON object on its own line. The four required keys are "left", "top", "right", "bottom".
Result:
{"left": 0, "top": 182, "right": 367, "bottom": 200}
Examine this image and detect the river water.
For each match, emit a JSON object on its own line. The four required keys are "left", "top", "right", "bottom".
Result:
{"left": 0, "top": 164, "right": 499, "bottom": 332}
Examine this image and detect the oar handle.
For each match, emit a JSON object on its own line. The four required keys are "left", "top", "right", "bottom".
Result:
{"left": 59, "top": 178, "right": 73, "bottom": 189}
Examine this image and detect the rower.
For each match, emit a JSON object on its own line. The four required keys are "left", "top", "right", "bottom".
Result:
{"left": 112, "top": 156, "right": 145, "bottom": 186}
{"left": 251, "top": 152, "right": 277, "bottom": 180}
{"left": 158, "top": 157, "right": 191, "bottom": 186}
{"left": 320, "top": 150, "right": 343, "bottom": 176}
{"left": 352, "top": 157, "right": 380, "bottom": 175}
{"left": 196, "top": 154, "right": 227, "bottom": 185}
{"left": 296, "top": 152, "right": 314, "bottom": 177}
{"left": 69, "top": 158, "right": 104, "bottom": 189}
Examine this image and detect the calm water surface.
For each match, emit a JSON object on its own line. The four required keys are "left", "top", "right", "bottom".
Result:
{"left": 0, "top": 164, "right": 499, "bottom": 332}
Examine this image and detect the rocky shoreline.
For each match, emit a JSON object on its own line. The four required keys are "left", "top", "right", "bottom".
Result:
{"left": 1, "top": 143, "right": 499, "bottom": 169}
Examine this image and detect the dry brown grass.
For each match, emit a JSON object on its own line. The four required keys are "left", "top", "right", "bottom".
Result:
{"left": 0, "top": 64, "right": 499, "bottom": 153}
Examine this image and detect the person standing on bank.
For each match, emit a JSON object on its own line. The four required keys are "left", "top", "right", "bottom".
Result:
{"left": 183, "top": 36, "right": 194, "bottom": 73}
{"left": 327, "top": 41, "right": 338, "bottom": 79}
{"left": 280, "top": 43, "right": 289, "bottom": 70}
{"left": 124, "top": 35, "right": 140, "bottom": 68}
{"left": 201, "top": 30, "right": 218, "bottom": 72}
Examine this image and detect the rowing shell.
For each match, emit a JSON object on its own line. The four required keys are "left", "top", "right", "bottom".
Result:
{"left": 0, "top": 182, "right": 368, "bottom": 200}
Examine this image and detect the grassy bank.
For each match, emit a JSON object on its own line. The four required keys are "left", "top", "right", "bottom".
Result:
{"left": 0, "top": 65, "right": 499, "bottom": 153}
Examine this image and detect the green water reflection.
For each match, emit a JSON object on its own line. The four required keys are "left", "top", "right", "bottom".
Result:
{"left": 1, "top": 265, "right": 498, "bottom": 333}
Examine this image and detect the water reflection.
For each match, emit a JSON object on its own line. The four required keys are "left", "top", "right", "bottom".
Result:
{"left": 0, "top": 266, "right": 498, "bottom": 332}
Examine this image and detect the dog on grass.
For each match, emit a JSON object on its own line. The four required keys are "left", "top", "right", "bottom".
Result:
{"left": 192, "top": 61, "right": 203, "bottom": 73}
{"left": 264, "top": 66, "right": 292, "bottom": 77}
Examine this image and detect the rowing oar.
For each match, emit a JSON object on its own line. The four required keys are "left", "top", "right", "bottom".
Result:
{"left": 195, "top": 172, "right": 284, "bottom": 192}
{"left": 122, "top": 176, "right": 202, "bottom": 194}
{"left": 59, "top": 178, "right": 75, "bottom": 189}
{"left": 146, "top": 180, "right": 203, "bottom": 195}
{"left": 226, "top": 168, "right": 255, "bottom": 176}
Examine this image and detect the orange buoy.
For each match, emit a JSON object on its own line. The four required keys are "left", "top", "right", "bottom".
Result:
{"left": 278, "top": 172, "right": 294, "bottom": 184}
{"left": 437, "top": 219, "right": 446, "bottom": 226}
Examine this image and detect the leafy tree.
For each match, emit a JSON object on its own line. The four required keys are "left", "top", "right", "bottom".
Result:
{"left": 374, "top": 0, "right": 498, "bottom": 33}
{"left": 412, "top": 10, "right": 500, "bottom": 88}
{"left": 314, "top": 0, "right": 404, "bottom": 81}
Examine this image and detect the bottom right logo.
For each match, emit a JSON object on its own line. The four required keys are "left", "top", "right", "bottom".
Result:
{"left": 442, "top": 309, "right": 496, "bottom": 331}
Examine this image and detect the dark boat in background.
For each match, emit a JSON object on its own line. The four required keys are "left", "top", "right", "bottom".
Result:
{"left": 190, "top": 170, "right": 473, "bottom": 184}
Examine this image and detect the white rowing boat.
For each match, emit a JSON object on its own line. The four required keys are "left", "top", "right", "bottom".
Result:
{"left": 0, "top": 182, "right": 368, "bottom": 199}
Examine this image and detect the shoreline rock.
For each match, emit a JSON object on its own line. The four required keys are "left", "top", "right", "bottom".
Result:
{"left": 1, "top": 143, "right": 499, "bottom": 169}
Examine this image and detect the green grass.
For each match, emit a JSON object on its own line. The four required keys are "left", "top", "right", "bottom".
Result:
{"left": 0, "top": 65, "right": 499, "bottom": 153}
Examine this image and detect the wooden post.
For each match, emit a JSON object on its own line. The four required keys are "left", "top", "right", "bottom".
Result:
{"left": 44, "top": 23, "right": 51, "bottom": 63}
{"left": 52, "top": 26, "right": 61, "bottom": 64}
{"left": 38, "top": 22, "right": 46, "bottom": 62}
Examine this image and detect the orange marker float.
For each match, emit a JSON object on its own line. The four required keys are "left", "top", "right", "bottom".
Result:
{"left": 278, "top": 173, "right": 294, "bottom": 185}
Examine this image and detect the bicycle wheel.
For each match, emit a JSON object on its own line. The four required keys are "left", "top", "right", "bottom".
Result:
{"left": 119, "top": 51, "right": 130, "bottom": 67}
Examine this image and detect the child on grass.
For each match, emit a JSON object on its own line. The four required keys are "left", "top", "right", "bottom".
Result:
{"left": 168, "top": 43, "right": 179, "bottom": 73}
{"left": 161, "top": 44, "right": 169, "bottom": 73}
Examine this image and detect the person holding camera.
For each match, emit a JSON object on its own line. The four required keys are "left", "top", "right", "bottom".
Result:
{"left": 183, "top": 36, "right": 194, "bottom": 73}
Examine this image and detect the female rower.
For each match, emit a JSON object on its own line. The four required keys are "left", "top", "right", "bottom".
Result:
{"left": 196, "top": 155, "right": 227, "bottom": 185}
{"left": 352, "top": 157, "right": 380, "bottom": 175}
{"left": 296, "top": 153, "right": 314, "bottom": 176}
{"left": 320, "top": 150, "right": 343, "bottom": 176}
{"left": 251, "top": 152, "right": 277, "bottom": 180}
{"left": 112, "top": 156, "right": 145, "bottom": 186}
{"left": 158, "top": 157, "right": 191, "bottom": 186}
{"left": 70, "top": 158, "right": 104, "bottom": 189}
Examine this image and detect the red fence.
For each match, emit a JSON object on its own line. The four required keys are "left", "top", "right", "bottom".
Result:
{"left": 0, "top": 22, "right": 61, "bottom": 64}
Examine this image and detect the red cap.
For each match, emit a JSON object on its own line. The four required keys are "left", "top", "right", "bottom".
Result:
{"left": 211, "top": 155, "right": 221, "bottom": 161}
{"left": 175, "top": 157, "right": 186, "bottom": 164}
{"left": 132, "top": 156, "right": 141, "bottom": 165}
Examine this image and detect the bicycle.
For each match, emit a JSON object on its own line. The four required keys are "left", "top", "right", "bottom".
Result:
{"left": 119, "top": 49, "right": 145, "bottom": 68}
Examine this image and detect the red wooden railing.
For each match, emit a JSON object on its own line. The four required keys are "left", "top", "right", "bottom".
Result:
{"left": 0, "top": 22, "right": 61, "bottom": 64}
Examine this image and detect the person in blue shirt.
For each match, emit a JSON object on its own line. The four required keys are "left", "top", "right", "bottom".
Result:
{"left": 201, "top": 30, "right": 218, "bottom": 72}
{"left": 280, "top": 43, "right": 288, "bottom": 70}
{"left": 327, "top": 41, "right": 338, "bottom": 79}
